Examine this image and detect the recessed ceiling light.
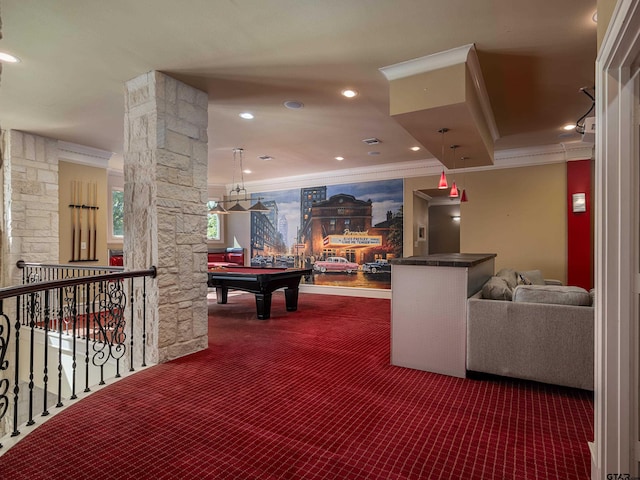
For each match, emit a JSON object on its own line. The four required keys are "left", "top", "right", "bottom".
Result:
{"left": 258, "top": 155, "right": 273, "bottom": 161}
{"left": 335, "top": 156, "right": 345, "bottom": 161}
{"left": 0, "top": 51, "right": 20, "bottom": 63}
{"left": 243, "top": 169, "right": 252, "bottom": 174}
{"left": 410, "top": 146, "right": 421, "bottom": 151}
{"left": 239, "top": 112, "right": 254, "bottom": 119}
{"left": 368, "top": 151, "right": 380, "bottom": 156}
{"left": 563, "top": 123, "right": 576, "bottom": 131}
{"left": 341, "top": 89, "right": 358, "bottom": 98}
{"left": 283, "top": 100, "right": 304, "bottom": 109}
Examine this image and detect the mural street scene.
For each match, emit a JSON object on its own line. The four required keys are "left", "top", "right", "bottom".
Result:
{"left": 250, "top": 179, "right": 403, "bottom": 289}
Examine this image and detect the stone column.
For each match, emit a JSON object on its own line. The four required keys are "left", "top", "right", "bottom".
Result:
{"left": 0, "top": 130, "right": 59, "bottom": 438}
{"left": 1, "top": 130, "right": 59, "bottom": 287}
{"left": 123, "top": 71, "right": 209, "bottom": 363}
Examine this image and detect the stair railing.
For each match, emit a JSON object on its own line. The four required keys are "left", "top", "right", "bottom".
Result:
{"left": 0, "top": 261, "right": 156, "bottom": 449}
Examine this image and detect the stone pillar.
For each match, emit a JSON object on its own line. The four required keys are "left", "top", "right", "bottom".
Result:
{"left": 1, "top": 130, "right": 59, "bottom": 287}
{"left": 123, "top": 71, "right": 209, "bottom": 363}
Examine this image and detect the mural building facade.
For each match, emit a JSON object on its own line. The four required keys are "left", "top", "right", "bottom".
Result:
{"left": 250, "top": 179, "right": 403, "bottom": 289}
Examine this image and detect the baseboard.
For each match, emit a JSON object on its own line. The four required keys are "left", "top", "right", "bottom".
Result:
{"left": 300, "top": 284, "right": 391, "bottom": 299}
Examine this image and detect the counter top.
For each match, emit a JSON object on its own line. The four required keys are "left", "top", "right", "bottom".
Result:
{"left": 389, "top": 253, "right": 496, "bottom": 268}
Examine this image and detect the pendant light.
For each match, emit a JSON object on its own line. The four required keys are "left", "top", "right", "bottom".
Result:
{"left": 437, "top": 128, "right": 448, "bottom": 189}
{"left": 248, "top": 199, "right": 269, "bottom": 212}
{"left": 226, "top": 148, "right": 270, "bottom": 213}
{"left": 228, "top": 200, "right": 248, "bottom": 212}
{"left": 449, "top": 145, "right": 459, "bottom": 198}
{"left": 460, "top": 156, "right": 469, "bottom": 203}
{"left": 209, "top": 202, "right": 229, "bottom": 214}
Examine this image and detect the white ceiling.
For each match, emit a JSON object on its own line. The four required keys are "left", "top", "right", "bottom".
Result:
{"left": 0, "top": 0, "right": 597, "bottom": 185}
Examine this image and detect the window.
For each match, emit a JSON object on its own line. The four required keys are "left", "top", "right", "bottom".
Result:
{"left": 110, "top": 191, "right": 223, "bottom": 241}
{"left": 207, "top": 200, "right": 222, "bottom": 241}
{"left": 112, "top": 188, "right": 124, "bottom": 238}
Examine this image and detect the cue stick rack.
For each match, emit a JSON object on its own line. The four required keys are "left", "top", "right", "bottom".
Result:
{"left": 69, "top": 180, "right": 99, "bottom": 262}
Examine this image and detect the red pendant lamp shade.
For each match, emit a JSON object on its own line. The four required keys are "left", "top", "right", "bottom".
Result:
{"left": 460, "top": 189, "right": 468, "bottom": 202}
{"left": 449, "top": 182, "right": 459, "bottom": 198}
{"left": 438, "top": 170, "right": 448, "bottom": 189}
{"left": 437, "top": 128, "right": 449, "bottom": 189}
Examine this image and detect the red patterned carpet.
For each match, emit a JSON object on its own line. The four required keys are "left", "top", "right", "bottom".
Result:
{"left": 0, "top": 292, "right": 593, "bottom": 479}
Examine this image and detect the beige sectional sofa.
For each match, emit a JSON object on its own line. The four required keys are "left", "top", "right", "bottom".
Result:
{"left": 466, "top": 268, "right": 594, "bottom": 390}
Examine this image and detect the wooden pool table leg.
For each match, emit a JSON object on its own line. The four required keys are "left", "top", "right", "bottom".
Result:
{"left": 255, "top": 293, "right": 272, "bottom": 320}
{"left": 216, "top": 287, "right": 228, "bottom": 304}
{"left": 284, "top": 287, "right": 300, "bottom": 311}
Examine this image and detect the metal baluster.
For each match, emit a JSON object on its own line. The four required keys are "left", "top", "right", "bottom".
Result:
{"left": 42, "top": 291, "right": 50, "bottom": 417}
{"left": 70, "top": 284, "right": 78, "bottom": 400}
{"left": 142, "top": 276, "right": 147, "bottom": 367}
{"left": 56, "top": 287, "right": 64, "bottom": 408}
{"left": 99, "top": 280, "right": 106, "bottom": 385}
{"left": 84, "top": 280, "right": 91, "bottom": 393}
{"left": 11, "top": 296, "right": 21, "bottom": 438}
{"left": 0, "top": 300, "right": 11, "bottom": 448}
{"left": 27, "top": 292, "right": 36, "bottom": 426}
{"left": 129, "top": 277, "right": 135, "bottom": 372}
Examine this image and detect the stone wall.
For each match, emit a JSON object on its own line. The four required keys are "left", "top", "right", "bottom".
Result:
{"left": 124, "top": 71, "right": 209, "bottom": 363}
{"left": 1, "top": 130, "right": 59, "bottom": 287}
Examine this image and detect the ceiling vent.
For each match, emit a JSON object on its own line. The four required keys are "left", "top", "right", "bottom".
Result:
{"left": 362, "top": 137, "right": 381, "bottom": 145}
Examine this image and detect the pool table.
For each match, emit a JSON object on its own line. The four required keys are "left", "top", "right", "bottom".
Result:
{"left": 207, "top": 266, "right": 312, "bottom": 319}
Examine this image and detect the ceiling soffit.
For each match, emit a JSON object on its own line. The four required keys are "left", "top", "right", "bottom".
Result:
{"left": 380, "top": 44, "right": 499, "bottom": 169}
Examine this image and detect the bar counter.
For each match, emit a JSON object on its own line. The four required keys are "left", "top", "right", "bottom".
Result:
{"left": 390, "top": 253, "right": 496, "bottom": 268}
{"left": 389, "top": 253, "right": 496, "bottom": 378}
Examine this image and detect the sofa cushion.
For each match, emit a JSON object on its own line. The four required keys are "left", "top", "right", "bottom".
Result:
{"left": 496, "top": 268, "right": 518, "bottom": 289}
{"left": 482, "top": 276, "right": 513, "bottom": 301}
{"left": 512, "top": 285, "right": 592, "bottom": 306}
{"left": 517, "top": 269, "right": 546, "bottom": 286}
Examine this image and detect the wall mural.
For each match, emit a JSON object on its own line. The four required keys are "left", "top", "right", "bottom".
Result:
{"left": 250, "top": 179, "right": 403, "bottom": 289}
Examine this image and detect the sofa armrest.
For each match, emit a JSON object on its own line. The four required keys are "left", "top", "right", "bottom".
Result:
{"left": 544, "top": 279, "right": 563, "bottom": 286}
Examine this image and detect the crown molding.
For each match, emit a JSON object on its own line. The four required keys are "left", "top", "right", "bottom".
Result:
{"left": 238, "top": 142, "right": 594, "bottom": 193}
{"left": 465, "top": 45, "right": 500, "bottom": 142}
{"left": 379, "top": 44, "right": 474, "bottom": 81}
{"left": 58, "top": 140, "right": 113, "bottom": 168}
{"left": 238, "top": 159, "right": 441, "bottom": 193}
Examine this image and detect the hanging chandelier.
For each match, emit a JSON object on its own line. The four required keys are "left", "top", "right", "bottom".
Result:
{"left": 210, "top": 148, "right": 270, "bottom": 214}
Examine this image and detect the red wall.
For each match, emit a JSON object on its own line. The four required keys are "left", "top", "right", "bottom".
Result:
{"left": 567, "top": 159, "right": 593, "bottom": 289}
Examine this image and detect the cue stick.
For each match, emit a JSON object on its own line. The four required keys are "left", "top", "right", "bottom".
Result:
{"left": 92, "top": 183, "right": 97, "bottom": 260}
{"left": 71, "top": 180, "right": 76, "bottom": 261}
{"left": 86, "top": 183, "right": 92, "bottom": 261}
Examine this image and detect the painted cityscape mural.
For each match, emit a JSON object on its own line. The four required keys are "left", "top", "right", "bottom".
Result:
{"left": 250, "top": 179, "right": 403, "bottom": 289}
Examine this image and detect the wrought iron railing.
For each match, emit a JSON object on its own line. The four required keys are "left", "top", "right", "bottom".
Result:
{"left": 17, "top": 260, "right": 126, "bottom": 336}
{"left": 0, "top": 261, "right": 156, "bottom": 449}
